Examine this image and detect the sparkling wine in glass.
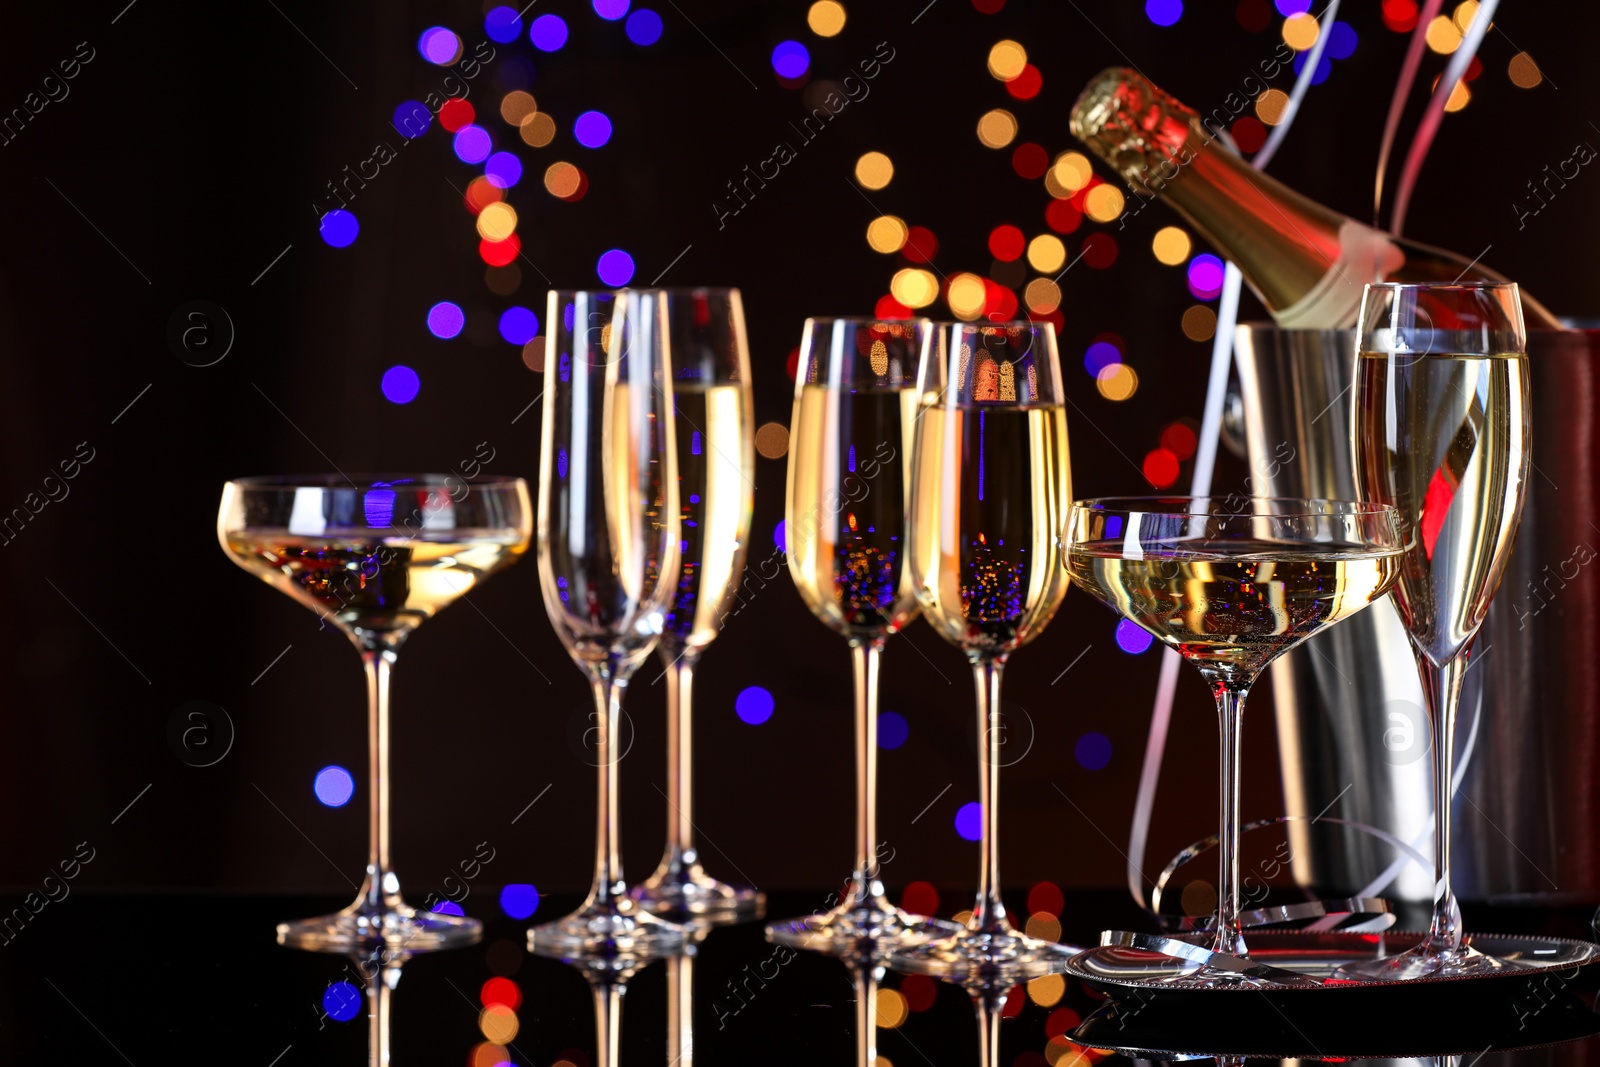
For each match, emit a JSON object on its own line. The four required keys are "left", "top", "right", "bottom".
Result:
{"left": 1065, "top": 497, "right": 1403, "bottom": 986}
{"left": 889, "top": 320, "right": 1076, "bottom": 981}
{"left": 765, "top": 316, "right": 958, "bottom": 956}
{"left": 1339, "top": 281, "right": 1531, "bottom": 981}
{"left": 531, "top": 288, "right": 686, "bottom": 957}
{"left": 631, "top": 288, "right": 764, "bottom": 919}
{"left": 219, "top": 474, "right": 532, "bottom": 950}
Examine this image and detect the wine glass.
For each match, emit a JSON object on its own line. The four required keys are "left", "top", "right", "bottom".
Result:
{"left": 531, "top": 288, "right": 687, "bottom": 957}
{"left": 765, "top": 316, "right": 958, "bottom": 955}
{"left": 1065, "top": 497, "right": 1404, "bottom": 986}
{"left": 218, "top": 473, "right": 532, "bottom": 950}
{"left": 888, "top": 320, "right": 1076, "bottom": 981}
{"left": 1339, "top": 281, "right": 1531, "bottom": 981}
{"left": 631, "top": 288, "right": 764, "bottom": 919}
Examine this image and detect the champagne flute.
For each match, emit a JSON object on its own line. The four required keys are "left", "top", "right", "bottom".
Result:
{"left": 891, "top": 320, "right": 1075, "bottom": 980}
{"left": 766, "top": 317, "right": 956, "bottom": 954}
{"left": 532, "top": 288, "right": 686, "bottom": 957}
{"left": 219, "top": 473, "right": 532, "bottom": 950}
{"left": 1339, "top": 281, "right": 1531, "bottom": 981}
{"left": 631, "top": 288, "right": 764, "bottom": 919}
{"left": 1065, "top": 497, "right": 1404, "bottom": 986}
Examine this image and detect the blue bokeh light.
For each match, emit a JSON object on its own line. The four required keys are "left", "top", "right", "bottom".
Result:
{"left": 1144, "top": 0, "right": 1182, "bottom": 26}
{"left": 499, "top": 306, "right": 539, "bottom": 345}
{"left": 530, "top": 14, "right": 569, "bottom": 51}
{"left": 453, "top": 125, "right": 492, "bottom": 164}
{"left": 427, "top": 301, "right": 464, "bottom": 339}
{"left": 773, "top": 519, "right": 787, "bottom": 553}
{"left": 500, "top": 883, "right": 541, "bottom": 919}
{"left": 323, "top": 981, "right": 362, "bottom": 1022}
{"left": 1292, "top": 50, "right": 1332, "bottom": 85}
{"left": 594, "top": 0, "right": 630, "bottom": 18}
{"left": 314, "top": 766, "right": 355, "bottom": 807}
{"left": 878, "top": 711, "right": 909, "bottom": 750}
{"left": 418, "top": 27, "right": 462, "bottom": 65}
{"left": 771, "top": 40, "right": 810, "bottom": 79}
{"left": 1083, "top": 341, "right": 1121, "bottom": 378}
{"left": 485, "top": 151, "right": 523, "bottom": 189}
{"left": 1075, "top": 731, "right": 1113, "bottom": 771}
{"left": 391, "top": 100, "right": 431, "bottom": 139}
{"left": 381, "top": 365, "right": 421, "bottom": 405}
{"left": 1274, "top": 0, "right": 1311, "bottom": 13}
{"left": 573, "top": 110, "right": 613, "bottom": 148}
{"left": 431, "top": 900, "right": 465, "bottom": 916}
{"left": 736, "top": 686, "right": 774, "bottom": 725}
{"left": 1187, "top": 253, "right": 1226, "bottom": 299}
{"left": 625, "top": 8, "right": 663, "bottom": 44}
{"left": 955, "top": 801, "right": 983, "bottom": 842}
{"left": 1326, "top": 21, "right": 1357, "bottom": 59}
{"left": 596, "top": 249, "right": 635, "bottom": 286}
{"left": 319, "top": 209, "right": 359, "bottom": 248}
{"left": 362, "top": 488, "right": 395, "bottom": 527}
{"left": 484, "top": 6, "right": 523, "bottom": 43}
{"left": 1115, "top": 618, "right": 1155, "bottom": 654}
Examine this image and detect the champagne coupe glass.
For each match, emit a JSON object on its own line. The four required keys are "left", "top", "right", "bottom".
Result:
{"left": 889, "top": 320, "right": 1075, "bottom": 981}
{"left": 1065, "top": 497, "right": 1404, "bottom": 986}
{"left": 532, "top": 288, "right": 687, "bottom": 957}
{"left": 766, "top": 316, "right": 957, "bottom": 955}
{"left": 219, "top": 473, "right": 532, "bottom": 950}
{"left": 631, "top": 287, "right": 764, "bottom": 919}
{"left": 1339, "top": 281, "right": 1531, "bottom": 981}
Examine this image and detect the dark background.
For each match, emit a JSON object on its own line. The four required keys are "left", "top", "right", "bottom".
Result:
{"left": 0, "top": 0, "right": 1593, "bottom": 907}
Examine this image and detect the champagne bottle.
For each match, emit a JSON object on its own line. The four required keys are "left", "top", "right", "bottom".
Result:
{"left": 1068, "top": 68, "right": 1559, "bottom": 328}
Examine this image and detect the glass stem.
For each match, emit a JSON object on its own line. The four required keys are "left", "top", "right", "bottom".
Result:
{"left": 590, "top": 979, "right": 624, "bottom": 1067}
{"left": 663, "top": 649, "right": 701, "bottom": 875}
{"left": 359, "top": 647, "right": 400, "bottom": 913}
{"left": 1421, "top": 651, "right": 1470, "bottom": 953}
{"left": 587, "top": 672, "right": 627, "bottom": 909}
{"left": 1210, "top": 678, "right": 1252, "bottom": 957}
{"left": 668, "top": 954, "right": 693, "bottom": 1067}
{"left": 854, "top": 964, "right": 878, "bottom": 1067}
{"left": 971, "top": 653, "right": 1009, "bottom": 934}
{"left": 848, "top": 637, "right": 886, "bottom": 907}
{"left": 973, "top": 988, "right": 1002, "bottom": 1067}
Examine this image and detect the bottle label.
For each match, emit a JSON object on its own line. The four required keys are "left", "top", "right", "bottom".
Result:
{"left": 1275, "top": 220, "right": 1407, "bottom": 329}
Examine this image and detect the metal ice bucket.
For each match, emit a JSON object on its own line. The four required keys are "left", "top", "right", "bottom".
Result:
{"left": 1234, "top": 325, "right": 1600, "bottom": 905}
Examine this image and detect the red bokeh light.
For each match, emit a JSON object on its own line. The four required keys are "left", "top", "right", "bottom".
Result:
{"left": 1382, "top": 0, "right": 1419, "bottom": 32}
{"left": 984, "top": 280, "right": 1019, "bottom": 321}
{"left": 1144, "top": 448, "right": 1180, "bottom": 488}
{"left": 480, "top": 977, "right": 523, "bottom": 1011}
{"left": 972, "top": 0, "right": 1004, "bottom": 12}
{"left": 785, "top": 344, "right": 802, "bottom": 379}
{"left": 1027, "top": 880, "right": 1065, "bottom": 916}
{"left": 1000, "top": 984, "right": 1025, "bottom": 1018}
{"left": 902, "top": 226, "right": 939, "bottom": 264}
{"left": 1030, "top": 307, "right": 1065, "bottom": 333}
{"left": 899, "top": 880, "right": 939, "bottom": 916}
{"left": 1081, "top": 231, "right": 1118, "bottom": 269}
{"left": 1005, "top": 63, "right": 1042, "bottom": 100}
{"left": 875, "top": 294, "right": 913, "bottom": 320}
{"left": 900, "top": 974, "right": 939, "bottom": 1012}
{"left": 1465, "top": 55, "right": 1483, "bottom": 82}
{"left": 1011, "top": 142, "right": 1049, "bottom": 180}
{"left": 439, "top": 98, "right": 476, "bottom": 132}
{"left": 1045, "top": 1006, "right": 1083, "bottom": 1038}
{"left": 479, "top": 233, "right": 521, "bottom": 266}
{"left": 1046, "top": 198, "right": 1083, "bottom": 234}
{"left": 989, "top": 224, "right": 1026, "bottom": 261}
{"left": 464, "top": 176, "right": 503, "bottom": 215}
{"left": 1161, "top": 421, "right": 1199, "bottom": 460}
{"left": 1091, "top": 331, "right": 1126, "bottom": 356}
{"left": 1232, "top": 116, "right": 1267, "bottom": 154}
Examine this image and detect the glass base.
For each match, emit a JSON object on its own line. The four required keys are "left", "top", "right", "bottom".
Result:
{"left": 528, "top": 899, "right": 687, "bottom": 958}
{"left": 1334, "top": 940, "right": 1518, "bottom": 983}
{"left": 277, "top": 899, "right": 482, "bottom": 953}
{"left": 889, "top": 922, "right": 1079, "bottom": 982}
{"left": 630, "top": 861, "right": 765, "bottom": 919}
{"left": 766, "top": 896, "right": 962, "bottom": 958}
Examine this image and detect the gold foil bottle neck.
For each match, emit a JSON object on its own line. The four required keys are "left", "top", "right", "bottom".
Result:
{"left": 1069, "top": 67, "right": 1199, "bottom": 185}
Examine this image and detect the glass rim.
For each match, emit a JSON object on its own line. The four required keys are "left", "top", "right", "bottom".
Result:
{"left": 1070, "top": 495, "right": 1399, "bottom": 519}
{"left": 1363, "top": 281, "right": 1519, "bottom": 293}
{"left": 225, "top": 473, "right": 527, "bottom": 491}
{"left": 802, "top": 315, "right": 932, "bottom": 327}
{"left": 932, "top": 318, "right": 1058, "bottom": 333}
